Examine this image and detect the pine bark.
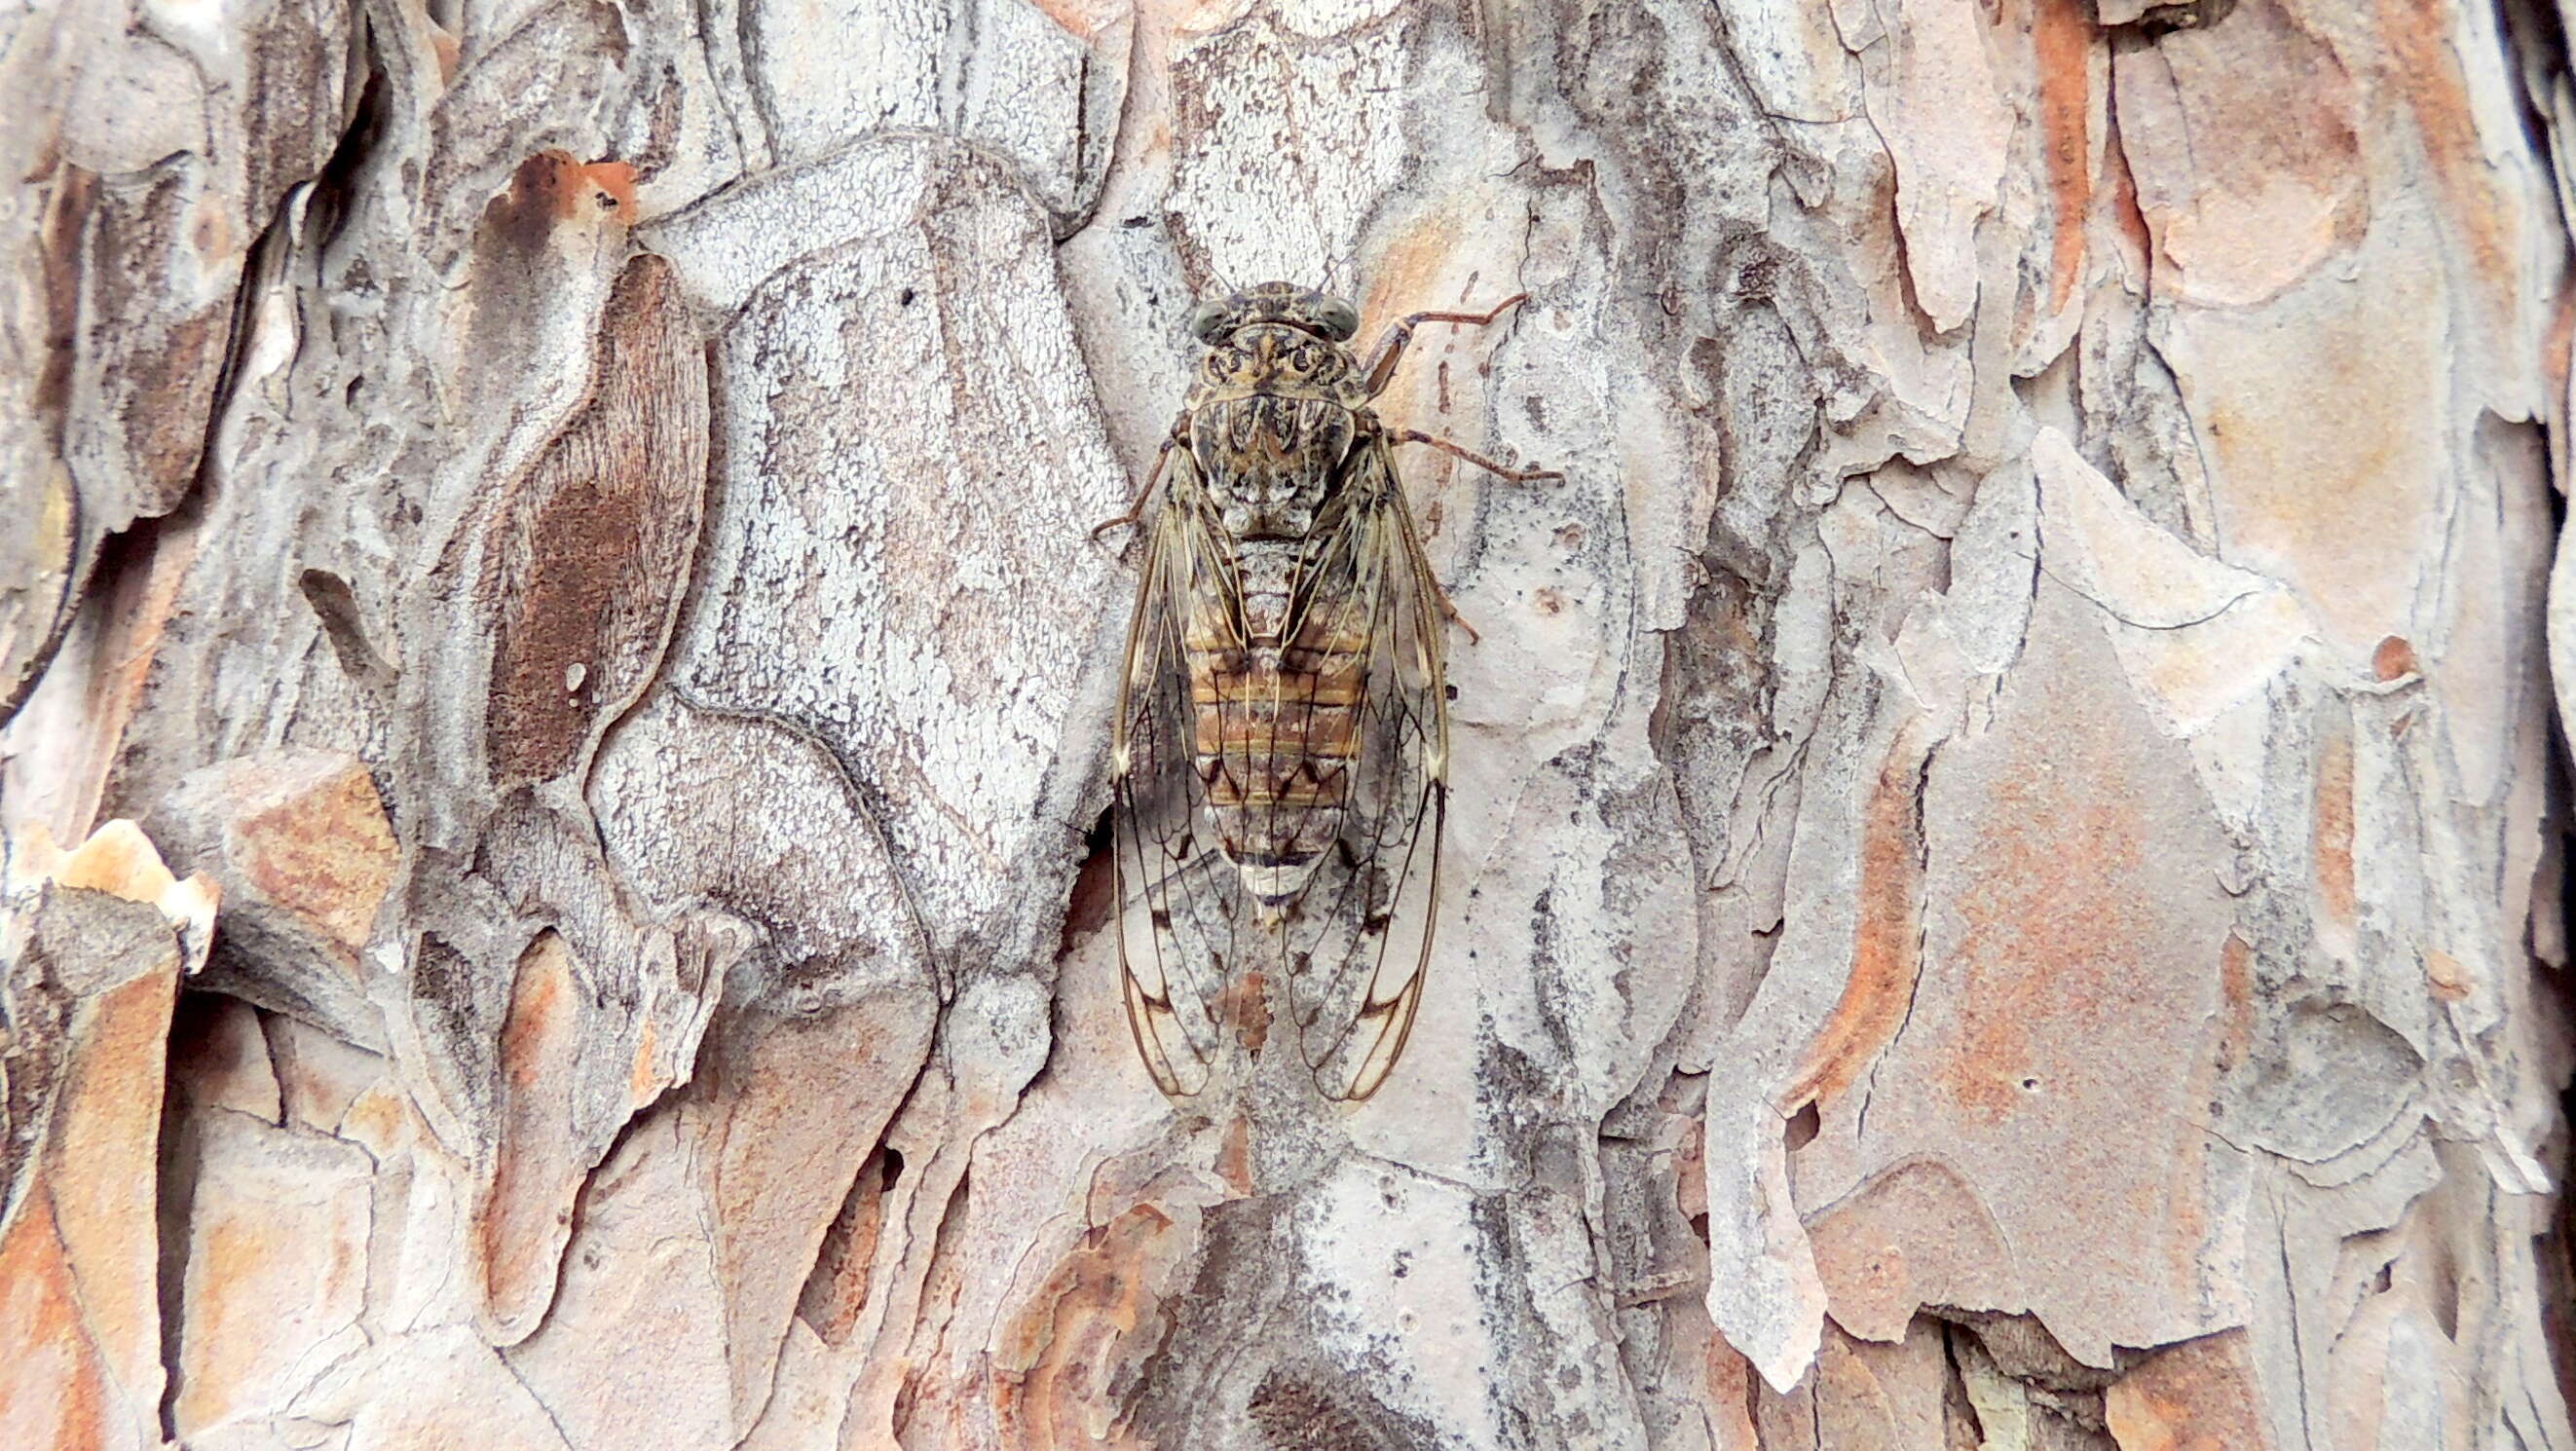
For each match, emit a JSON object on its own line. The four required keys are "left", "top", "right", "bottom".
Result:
{"left": 4, "top": 0, "right": 2574, "bottom": 1448}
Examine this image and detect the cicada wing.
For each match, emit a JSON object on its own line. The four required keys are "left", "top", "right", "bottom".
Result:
{"left": 1111, "top": 455, "right": 1243, "bottom": 1097}
{"left": 1283, "top": 439, "right": 1449, "bottom": 1102}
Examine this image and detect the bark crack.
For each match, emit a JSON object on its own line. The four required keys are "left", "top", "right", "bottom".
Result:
{"left": 659, "top": 685, "right": 942, "bottom": 995}
{"left": 497, "top": 1343, "right": 582, "bottom": 1451}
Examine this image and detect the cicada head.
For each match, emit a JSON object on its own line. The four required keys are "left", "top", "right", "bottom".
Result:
{"left": 1186, "top": 282, "right": 1363, "bottom": 401}
{"left": 1187, "top": 282, "right": 1360, "bottom": 345}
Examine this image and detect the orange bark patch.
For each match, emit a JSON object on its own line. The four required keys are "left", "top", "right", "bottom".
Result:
{"left": 47, "top": 821, "right": 181, "bottom": 898}
{"left": 233, "top": 761, "right": 396, "bottom": 951}
{"left": 1357, "top": 211, "right": 1468, "bottom": 349}
{"left": 1785, "top": 727, "right": 1931, "bottom": 1110}
{"left": 501, "top": 933, "right": 573, "bottom": 1093}
{"left": 529, "top": 149, "right": 636, "bottom": 223}
{"left": 171, "top": 1156, "right": 369, "bottom": 1439}
{"left": 579, "top": 161, "right": 637, "bottom": 215}
{"left": 0, "top": 1197, "right": 115, "bottom": 1451}
{"left": 192, "top": 1216, "right": 265, "bottom": 1329}
{"left": 2421, "top": 946, "right": 2471, "bottom": 1002}
{"left": 2105, "top": 1330, "right": 2274, "bottom": 1451}
{"left": 1355, "top": 205, "right": 1475, "bottom": 433}
{"left": 51, "top": 956, "right": 181, "bottom": 1393}
{"left": 628, "top": 1018, "right": 661, "bottom": 1108}
{"left": 1822, "top": 586, "right": 2237, "bottom": 1352}
{"left": 339, "top": 1084, "right": 407, "bottom": 1154}
{"left": 2033, "top": 0, "right": 2091, "bottom": 312}
{"left": 2371, "top": 635, "right": 2417, "bottom": 681}
{"left": 991, "top": 1204, "right": 1179, "bottom": 1449}
{"left": 2376, "top": 0, "right": 2510, "bottom": 317}
{"left": 1702, "top": 1339, "right": 1760, "bottom": 1451}
{"left": 1943, "top": 788, "right": 2152, "bottom": 1124}
{"left": 704, "top": 995, "right": 937, "bottom": 1422}
{"left": 1218, "top": 969, "right": 1271, "bottom": 1057}
{"left": 480, "top": 931, "right": 581, "bottom": 1337}
{"left": 2111, "top": 1, "right": 2362, "bottom": 307}
{"left": 2102, "top": 109, "right": 2154, "bottom": 278}
{"left": 2314, "top": 718, "right": 2356, "bottom": 937}
{"left": 2174, "top": 253, "right": 2438, "bottom": 656}
{"left": 2216, "top": 932, "right": 2255, "bottom": 1072}
{"left": 1216, "top": 1115, "right": 1254, "bottom": 1197}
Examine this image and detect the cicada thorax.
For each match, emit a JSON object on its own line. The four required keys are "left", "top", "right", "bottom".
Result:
{"left": 1185, "top": 318, "right": 1366, "bottom": 538}
{"left": 1187, "top": 397, "right": 1356, "bottom": 537}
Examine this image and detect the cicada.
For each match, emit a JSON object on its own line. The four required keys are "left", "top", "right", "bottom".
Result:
{"left": 1101, "top": 281, "right": 1555, "bottom": 1100}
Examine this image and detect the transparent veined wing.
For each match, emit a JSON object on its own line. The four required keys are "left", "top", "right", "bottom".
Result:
{"left": 1110, "top": 449, "right": 1244, "bottom": 1097}
{"left": 1276, "top": 435, "right": 1448, "bottom": 1102}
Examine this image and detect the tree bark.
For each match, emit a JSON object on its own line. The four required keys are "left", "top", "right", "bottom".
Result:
{"left": 5, "top": 0, "right": 2574, "bottom": 1448}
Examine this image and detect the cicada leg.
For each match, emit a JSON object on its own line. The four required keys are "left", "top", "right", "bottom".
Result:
{"left": 1388, "top": 430, "right": 1562, "bottom": 485}
{"left": 1361, "top": 292, "right": 1539, "bottom": 398}
{"left": 1090, "top": 435, "right": 1179, "bottom": 539}
{"left": 1425, "top": 571, "right": 1482, "bottom": 645}
{"left": 1383, "top": 432, "right": 1561, "bottom": 647}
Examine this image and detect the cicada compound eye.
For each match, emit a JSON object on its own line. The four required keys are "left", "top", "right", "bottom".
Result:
{"left": 1188, "top": 297, "right": 1233, "bottom": 342}
{"left": 1315, "top": 297, "right": 1360, "bottom": 343}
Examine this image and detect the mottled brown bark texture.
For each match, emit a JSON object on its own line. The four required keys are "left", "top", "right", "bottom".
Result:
{"left": 4, "top": 0, "right": 2575, "bottom": 1447}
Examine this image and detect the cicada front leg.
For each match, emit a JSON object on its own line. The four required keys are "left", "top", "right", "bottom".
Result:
{"left": 1361, "top": 291, "right": 1539, "bottom": 398}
